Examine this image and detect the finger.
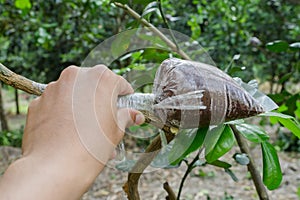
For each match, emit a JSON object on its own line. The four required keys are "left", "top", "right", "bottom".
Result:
{"left": 117, "top": 108, "right": 145, "bottom": 132}
{"left": 115, "top": 76, "right": 134, "bottom": 96}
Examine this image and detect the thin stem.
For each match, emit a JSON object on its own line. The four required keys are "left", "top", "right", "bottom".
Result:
{"left": 114, "top": 2, "right": 191, "bottom": 60}
{"left": 156, "top": 0, "right": 180, "bottom": 50}
{"left": 231, "top": 125, "right": 269, "bottom": 200}
{"left": 176, "top": 149, "right": 202, "bottom": 200}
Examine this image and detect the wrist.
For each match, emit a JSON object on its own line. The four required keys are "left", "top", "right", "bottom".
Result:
{"left": 0, "top": 154, "right": 103, "bottom": 200}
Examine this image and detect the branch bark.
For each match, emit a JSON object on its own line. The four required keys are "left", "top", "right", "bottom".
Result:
{"left": 163, "top": 182, "right": 177, "bottom": 200}
{"left": 123, "top": 127, "right": 175, "bottom": 200}
{"left": 231, "top": 125, "right": 269, "bottom": 200}
{"left": 0, "top": 63, "right": 46, "bottom": 96}
{"left": 0, "top": 63, "right": 158, "bottom": 116}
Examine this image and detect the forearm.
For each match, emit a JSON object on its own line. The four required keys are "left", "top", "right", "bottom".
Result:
{"left": 0, "top": 65, "right": 143, "bottom": 199}
{"left": 0, "top": 155, "right": 103, "bottom": 200}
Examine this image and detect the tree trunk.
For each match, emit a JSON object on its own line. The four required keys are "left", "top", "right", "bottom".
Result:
{"left": 15, "top": 88, "right": 20, "bottom": 115}
{"left": 0, "top": 82, "right": 9, "bottom": 131}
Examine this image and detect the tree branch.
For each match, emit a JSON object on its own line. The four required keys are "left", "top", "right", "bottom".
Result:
{"left": 0, "top": 63, "right": 46, "bottom": 96}
{"left": 230, "top": 125, "right": 269, "bottom": 200}
{"left": 113, "top": 2, "right": 191, "bottom": 60}
{"left": 0, "top": 63, "right": 160, "bottom": 118}
{"left": 123, "top": 126, "right": 176, "bottom": 200}
{"left": 163, "top": 182, "right": 177, "bottom": 200}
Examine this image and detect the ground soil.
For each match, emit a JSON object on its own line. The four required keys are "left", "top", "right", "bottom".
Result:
{"left": 1, "top": 138, "right": 299, "bottom": 200}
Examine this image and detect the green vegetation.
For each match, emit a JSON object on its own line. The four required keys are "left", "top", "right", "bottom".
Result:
{"left": 0, "top": 0, "right": 299, "bottom": 199}
{"left": 0, "top": 129, "right": 23, "bottom": 147}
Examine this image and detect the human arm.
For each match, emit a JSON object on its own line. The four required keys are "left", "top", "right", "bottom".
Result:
{"left": 0, "top": 65, "right": 144, "bottom": 199}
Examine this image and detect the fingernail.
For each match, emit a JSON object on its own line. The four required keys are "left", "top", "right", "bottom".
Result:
{"left": 135, "top": 113, "right": 145, "bottom": 125}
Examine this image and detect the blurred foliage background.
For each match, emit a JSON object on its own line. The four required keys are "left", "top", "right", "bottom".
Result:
{"left": 0, "top": 0, "right": 299, "bottom": 150}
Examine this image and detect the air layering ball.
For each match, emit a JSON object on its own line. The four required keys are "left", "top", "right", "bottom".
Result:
{"left": 152, "top": 58, "right": 264, "bottom": 128}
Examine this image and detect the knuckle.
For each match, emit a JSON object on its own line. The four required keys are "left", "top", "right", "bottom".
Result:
{"left": 59, "top": 65, "right": 79, "bottom": 81}
{"left": 65, "top": 65, "right": 79, "bottom": 72}
{"left": 93, "top": 64, "right": 108, "bottom": 72}
{"left": 87, "top": 65, "right": 113, "bottom": 81}
{"left": 99, "top": 67, "right": 117, "bottom": 82}
{"left": 43, "top": 81, "right": 57, "bottom": 93}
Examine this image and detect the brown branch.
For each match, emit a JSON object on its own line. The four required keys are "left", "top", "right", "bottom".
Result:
{"left": 113, "top": 2, "right": 191, "bottom": 61}
{"left": 123, "top": 126, "right": 176, "bottom": 200}
{"left": 163, "top": 182, "right": 177, "bottom": 200}
{"left": 0, "top": 63, "right": 46, "bottom": 96}
{"left": 231, "top": 125, "right": 269, "bottom": 200}
{"left": 0, "top": 63, "right": 160, "bottom": 117}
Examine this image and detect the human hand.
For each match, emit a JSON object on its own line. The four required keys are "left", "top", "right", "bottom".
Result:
{"left": 0, "top": 65, "right": 145, "bottom": 200}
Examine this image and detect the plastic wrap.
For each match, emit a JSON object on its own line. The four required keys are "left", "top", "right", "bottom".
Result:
{"left": 233, "top": 77, "right": 278, "bottom": 112}
{"left": 152, "top": 58, "right": 264, "bottom": 128}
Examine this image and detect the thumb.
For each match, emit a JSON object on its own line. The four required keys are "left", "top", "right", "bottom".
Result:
{"left": 117, "top": 108, "right": 145, "bottom": 132}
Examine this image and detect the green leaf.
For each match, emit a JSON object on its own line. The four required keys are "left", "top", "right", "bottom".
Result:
{"left": 169, "top": 127, "right": 208, "bottom": 165}
{"left": 261, "top": 142, "right": 282, "bottom": 190}
{"left": 278, "top": 72, "right": 292, "bottom": 84}
{"left": 295, "top": 101, "right": 300, "bottom": 119}
{"left": 274, "top": 118, "right": 300, "bottom": 139}
{"left": 204, "top": 125, "right": 225, "bottom": 154}
{"left": 208, "top": 160, "right": 231, "bottom": 169}
{"left": 225, "top": 119, "right": 245, "bottom": 125}
{"left": 112, "top": 0, "right": 157, "bottom": 6}
{"left": 205, "top": 125, "right": 235, "bottom": 162}
{"left": 235, "top": 124, "right": 269, "bottom": 143}
{"left": 259, "top": 112, "right": 300, "bottom": 138}
{"left": 266, "top": 40, "right": 289, "bottom": 53}
{"left": 110, "top": 31, "right": 135, "bottom": 59}
{"left": 141, "top": 7, "right": 159, "bottom": 18}
{"left": 111, "top": 0, "right": 128, "bottom": 4}
{"left": 289, "top": 42, "right": 300, "bottom": 51}
{"left": 15, "top": 0, "right": 31, "bottom": 10}
{"left": 141, "top": 2, "right": 158, "bottom": 18}
{"left": 259, "top": 112, "right": 294, "bottom": 119}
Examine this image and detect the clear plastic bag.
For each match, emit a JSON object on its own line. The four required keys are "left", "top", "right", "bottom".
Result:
{"left": 152, "top": 58, "right": 265, "bottom": 128}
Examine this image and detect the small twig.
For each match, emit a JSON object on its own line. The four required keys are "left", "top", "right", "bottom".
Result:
{"left": 176, "top": 149, "right": 202, "bottom": 200}
{"left": 156, "top": 0, "right": 179, "bottom": 50}
{"left": 114, "top": 2, "right": 191, "bottom": 60}
{"left": 163, "top": 182, "right": 177, "bottom": 200}
{"left": 231, "top": 125, "right": 269, "bottom": 200}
